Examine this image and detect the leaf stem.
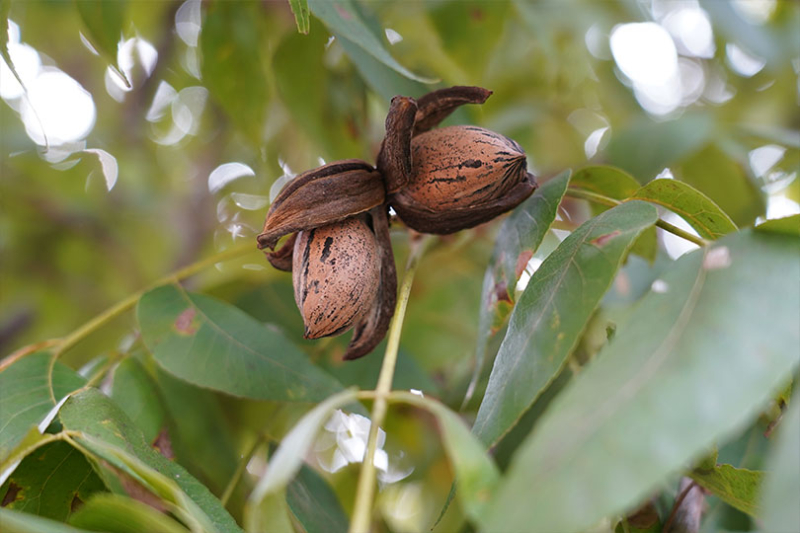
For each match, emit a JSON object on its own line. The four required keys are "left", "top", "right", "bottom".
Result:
{"left": 54, "top": 241, "right": 258, "bottom": 358}
{"left": 221, "top": 433, "right": 265, "bottom": 507}
{"left": 565, "top": 188, "right": 710, "bottom": 247}
{"left": 349, "top": 235, "right": 431, "bottom": 533}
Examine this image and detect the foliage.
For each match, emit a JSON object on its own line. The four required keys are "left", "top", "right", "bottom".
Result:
{"left": 1, "top": 1, "right": 798, "bottom": 532}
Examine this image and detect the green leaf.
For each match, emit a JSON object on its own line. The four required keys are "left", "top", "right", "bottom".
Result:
{"left": 74, "top": 0, "right": 130, "bottom": 88}
{"left": 674, "top": 144, "right": 765, "bottom": 227}
{"left": 482, "top": 230, "right": 800, "bottom": 533}
{"left": 200, "top": 1, "right": 268, "bottom": 143}
{"left": 69, "top": 493, "right": 189, "bottom": 533}
{"left": 307, "top": 0, "right": 435, "bottom": 84}
{"left": 0, "top": 508, "right": 92, "bottom": 533}
{"left": 630, "top": 179, "right": 738, "bottom": 240}
{"left": 689, "top": 463, "right": 763, "bottom": 517}
{"left": 273, "top": 20, "right": 364, "bottom": 159}
{"left": 0, "top": 352, "right": 85, "bottom": 459}
{"left": 245, "top": 389, "right": 358, "bottom": 533}
{"left": 335, "top": 32, "right": 427, "bottom": 102}
{"left": 1, "top": 441, "right": 105, "bottom": 521}
{"left": 109, "top": 357, "right": 170, "bottom": 444}
{"left": 473, "top": 201, "right": 658, "bottom": 447}
{"left": 761, "top": 399, "right": 800, "bottom": 532}
{"left": 137, "top": 284, "right": 344, "bottom": 402}
{"left": 606, "top": 115, "right": 714, "bottom": 182}
{"left": 468, "top": 171, "right": 570, "bottom": 408}
{"left": 59, "top": 389, "right": 242, "bottom": 533}
{"left": 286, "top": 465, "right": 348, "bottom": 533}
{"left": 571, "top": 166, "right": 641, "bottom": 200}
{"left": 427, "top": 1, "right": 510, "bottom": 78}
{"left": 287, "top": 0, "right": 310, "bottom": 34}
{"left": 389, "top": 392, "right": 500, "bottom": 523}
{"left": 152, "top": 368, "right": 239, "bottom": 496}
{"left": 756, "top": 214, "right": 800, "bottom": 237}
{"left": 570, "top": 166, "right": 658, "bottom": 261}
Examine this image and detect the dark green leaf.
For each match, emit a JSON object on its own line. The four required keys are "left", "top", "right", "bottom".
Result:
{"left": 109, "top": 357, "right": 169, "bottom": 444}
{"left": 335, "top": 33, "right": 427, "bottom": 102}
{"left": 570, "top": 166, "right": 658, "bottom": 261}
{"left": 631, "top": 179, "right": 738, "bottom": 240}
{"left": 606, "top": 115, "right": 714, "bottom": 182}
{"left": 468, "top": 171, "right": 570, "bottom": 408}
{"left": 427, "top": 1, "right": 510, "bottom": 78}
{"left": 0, "top": 508, "right": 92, "bottom": 533}
{"left": 390, "top": 391, "right": 500, "bottom": 523}
{"left": 473, "top": 201, "right": 658, "bottom": 447}
{"left": 483, "top": 230, "right": 800, "bottom": 533}
{"left": 153, "top": 368, "right": 238, "bottom": 496}
{"left": 761, "top": 399, "right": 800, "bottom": 532}
{"left": 1, "top": 441, "right": 105, "bottom": 521}
{"left": 286, "top": 465, "right": 348, "bottom": 533}
{"left": 137, "top": 284, "right": 344, "bottom": 402}
{"left": 59, "top": 389, "right": 242, "bottom": 533}
{"left": 74, "top": 0, "right": 130, "bottom": 88}
{"left": 756, "top": 214, "right": 800, "bottom": 236}
{"left": 570, "top": 165, "right": 641, "bottom": 200}
{"left": 674, "top": 144, "right": 765, "bottom": 227}
{"left": 200, "top": 1, "right": 268, "bottom": 143}
{"left": 273, "top": 21, "right": 364, "bottom": 159}
{"left": 689, "top": 463, "right": 763, "bottom": 517}
{"left": 245, "top": 390, "right": 358, "bottom": 532}
{"left": 307, "top": 0, "right": 435, "bottom": 83}
{"left": 0, "top": 352, "right": 85, "bottom": 459}
{"left": 287, "top": 0, "right": 310, "bottom": 34}
{"left": 69, "top": 493, "right": 189, "bottom": 533}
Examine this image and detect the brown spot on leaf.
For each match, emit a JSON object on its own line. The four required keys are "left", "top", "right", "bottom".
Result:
{"left": 493, "top": 281, "right": 511, "bottom": 304}
{"left": 591, "top": 230, "right": 621, "bottom": 246}
{"left": 152, "top": 427, "right": 175, "bottom": 459}
{"left": 174, "top": 308, "right": 197, "bottom": 335}
{"left": 1, "top": 482, "right": 22, "bottom": 507}
{"left": 515, "top": 250, "right": 533, "bottom": 280}
{"left": 70, "top": 494, "right": 85, "bottom": 513}
{"left": 626, "top": 500, "right": 659, "bottom": 529}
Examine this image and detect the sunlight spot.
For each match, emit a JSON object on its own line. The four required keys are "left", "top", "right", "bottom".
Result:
{"left": 749, "top": 145, "right": 786, "bottom": 178}
{"left": 106, "top": 37, "right": 159, "bottom": 100}
{"left": 651, "top": 279, "right": 669, "bottom": 294}
{"left": 21, "top": 69, "right": 96, "bottom": 146}
{"left": 662, "top": 5, "right": 715, "bottom": 58}
{"left": 732, "top": 0, "right": 776, "bottom": 24}
{"left": 409, "top": 389, "right": 424, "bottom": 397}
{"left": 585, "top": 23, "right": 611, "bottom": 60}
{"left": 0, "top": 41, "right": 41, "bottom": 101}
{"left": 385, "top": 28, "right": 403, "bottom": 45}
{"left": 79, "top": 32, "right": 99, "bottom": 55}
{"left": 661, "top": 212, "right": 701, "bottom": 259}
{"left": 766, "top": 194, "right": 800, "bottom": 220}
{"left": 584, "top": 127, "right": 609, "bottom": 159}
{"left": 146, "top": 81, "right": 178, "bottom": 122}
{"left": 84, "top": 148, "right": 119, "bottom": 191}
{"left": 230, "top": 192, "right": 269, "bottom": 211}
{"left": 726, "top": 43, "right": 765, "bottom": 77}
{"left": 176, "top": 0, "right": 202, "bottom": 47}
{"left": 703, "top": 246, "right": 732, "bottom": 271}
{"left": 654, "top": 168, "right": 675, "bottom": 180}
{"left": 209, "top": 162, "right": 255, "bottom": 194}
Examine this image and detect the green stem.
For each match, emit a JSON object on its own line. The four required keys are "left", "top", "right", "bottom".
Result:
{"left": 349, "top": 235, "right": 431, "bottom": 533}
{"left": 54, "top": 241, "right": 258, "bottom": 358}
{"left": 39, "top": 241, "right": 258, "bottom": 403}
{"left": 565, "top": 188, "right": 710, "bottom": 247}
{"left": 221, "top": 433, "right": 265, "bottom": 507}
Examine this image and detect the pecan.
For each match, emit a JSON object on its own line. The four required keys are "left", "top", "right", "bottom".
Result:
{"left": 293, "top": 217, "right": 380, "bottom": 339}
{"left": 378, "top": 86, "right": 537, "bottom": 234}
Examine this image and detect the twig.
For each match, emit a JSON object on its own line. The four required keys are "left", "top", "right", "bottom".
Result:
{"left": 349, "top": 235, "right": 431, "bottom": 533}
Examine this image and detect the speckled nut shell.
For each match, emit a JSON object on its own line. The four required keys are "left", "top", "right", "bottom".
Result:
{"left": 389, "top": 125, "right": 537, "bottom": 234}
{"left": 292, "top": 217, "right": 380, "bottom": 340}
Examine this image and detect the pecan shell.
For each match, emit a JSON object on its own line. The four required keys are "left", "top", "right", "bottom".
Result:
{"left": 292, "top": 217, "right": 381, "bottom": 340}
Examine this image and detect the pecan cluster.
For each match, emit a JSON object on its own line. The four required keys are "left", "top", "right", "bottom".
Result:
{"left": 256, "top": 86, "right": 537, "bottom": 360}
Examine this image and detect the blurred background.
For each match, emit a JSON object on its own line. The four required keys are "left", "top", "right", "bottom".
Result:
{"left": 0, "top": 1, "right": 798, "bottom": 529}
